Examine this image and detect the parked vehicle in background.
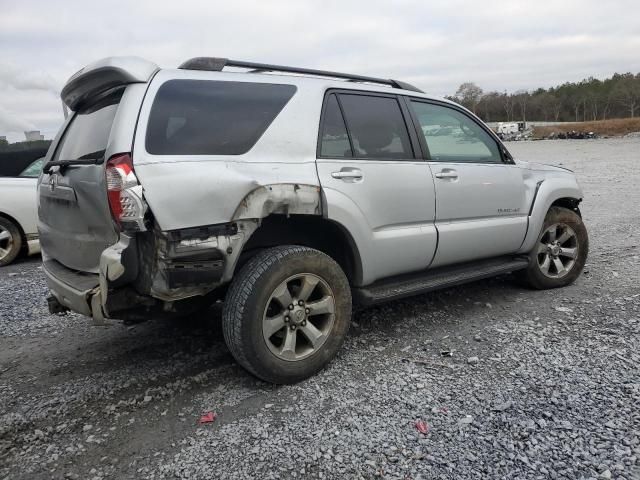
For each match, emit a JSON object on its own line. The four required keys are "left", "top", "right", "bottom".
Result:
{"left": 40, "top": 57, "right": 589, "bottom": 383}
{"left": 0, "top": 157, "right": 44, "bottom": 266}
{"left": 0, "top": 145, "right": 50, "bottom": 176}
{"left": 496, "top": 121, "right": 526, "bottom": 135}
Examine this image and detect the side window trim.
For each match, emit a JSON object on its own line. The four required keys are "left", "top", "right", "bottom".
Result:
{"left": 397, "top": 95, "right": 424, "bottom": 160}
{"left": 400, "top": 95, "right": 431, "bottom": 160}
{"left": 405, "top": 97, "right": 513, "bottom": 165}
{"left": 334, "top": 94, "right": 355, "bottom": 157}
{"left": 316, "top": 93, "right": 353, "bottom": 158}
{"left": 316, "top": 88, "right": 421, "bottom": 161}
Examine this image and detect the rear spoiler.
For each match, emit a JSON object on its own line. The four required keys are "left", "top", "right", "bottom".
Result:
{"left": 61, "top": 57, "right": 159, "bottom": 111}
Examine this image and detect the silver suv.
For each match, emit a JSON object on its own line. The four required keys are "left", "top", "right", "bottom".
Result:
{"left": 39, "top": 57, "right": 589, "bottom": 383}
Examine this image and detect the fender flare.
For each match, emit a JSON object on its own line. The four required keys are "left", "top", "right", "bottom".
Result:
{"left": 518, "top": 179, "right": 583, "bottom": 254}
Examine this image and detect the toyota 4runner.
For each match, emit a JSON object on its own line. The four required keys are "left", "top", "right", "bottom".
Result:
{"left": 39, "top": 57, "right": 589, "bottom": 383}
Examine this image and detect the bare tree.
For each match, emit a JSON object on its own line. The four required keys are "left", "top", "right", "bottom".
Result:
{"left": 601, "top": 93, "right": 612, "bottom": 120}
{"left": 478, "top": 91, "right": 502, "bottom": 122}
{"left": 570, "top": 94, "right": 583, "bottom": 122}
{"left": 535, "top": 93, "right": 557, "bottom": 121}
{"left": 588, "top": 92, "right": 599, "bottom": 121}
{"left": 502, "top": 92, "right": 514, "bottom": 122}
{"left": 514, "top": 90, "right": 530, "bottom": 122}
{"left": 550, "top": 96, "right": 563, "bottom": 122}
{"left": 612, "top": 75, "right": 640, "bottom": 117}
{"left": 455, "top": 82, "right": 484, "bottom": 114}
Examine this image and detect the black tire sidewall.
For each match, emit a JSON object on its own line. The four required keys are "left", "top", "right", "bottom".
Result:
{"left": 0, "top": 217, "right": 22, "bottom": 267}
{"left": 524, "top": 207, "right": 589, "bottom": 289}
{"left": 223, "top": 246, "right": 352, "bottom": 384}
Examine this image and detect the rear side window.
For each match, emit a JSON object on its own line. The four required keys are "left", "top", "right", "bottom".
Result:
{"left": 337, "top": 94, "right": 413, "bottom": 160}
{"left": 146, "top": 80, "right": 297, "bottom": 155}
{"left": 54, "top": 91, "right": 122, "bottom": 161}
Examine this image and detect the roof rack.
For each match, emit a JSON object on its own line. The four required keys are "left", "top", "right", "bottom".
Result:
{"left": 178, "top": 57, "right": 424, "bottom": 93}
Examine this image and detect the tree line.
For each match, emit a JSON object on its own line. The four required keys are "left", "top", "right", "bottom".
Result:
{"left": 0, "top": 139, "right": 52, "bottom": 152}
{"left": 448, "top": 73, "right": 640, "bottom": 123}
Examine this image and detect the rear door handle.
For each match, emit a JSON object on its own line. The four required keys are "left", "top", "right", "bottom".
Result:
{"left": 435, "top": 170, "right": 458, "bottom": 179}
{"left": 331, "top": 168, "right": 363, "bottom": 180}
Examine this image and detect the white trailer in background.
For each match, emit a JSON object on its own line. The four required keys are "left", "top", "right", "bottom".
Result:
{"left": 496, "top": 122, "right": 526, "bottom": 135}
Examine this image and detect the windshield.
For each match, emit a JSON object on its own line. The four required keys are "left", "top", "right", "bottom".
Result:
{"left": 20, "top": 157, "right": 45, "bottom": 177}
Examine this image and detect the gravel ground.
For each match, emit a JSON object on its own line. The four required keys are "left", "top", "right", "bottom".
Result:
{"left": 1, "top": 138, "right": 639, "bottom": 480}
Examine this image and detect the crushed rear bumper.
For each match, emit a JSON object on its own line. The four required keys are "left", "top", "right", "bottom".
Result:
{"left": 43, "top": 258, "right": 98, "bottom": 317}
{"left": 41, "top": 222, "right": 248, "bottom": 323}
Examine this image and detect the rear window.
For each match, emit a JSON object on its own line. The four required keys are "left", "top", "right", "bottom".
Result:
{"left": 54, "top": 91, "right": 122, "bottom": 161}
{"left": 146, "top": 80, "right": 297, "bottom": 155}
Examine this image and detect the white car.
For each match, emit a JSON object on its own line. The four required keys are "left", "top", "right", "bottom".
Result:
{"left": 0, "top": 157, "right": 43, "bottom": 266}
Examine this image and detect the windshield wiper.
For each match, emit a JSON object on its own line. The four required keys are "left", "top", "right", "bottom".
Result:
{"left": 43, "top": 151, "right": 106, "bottom": 174}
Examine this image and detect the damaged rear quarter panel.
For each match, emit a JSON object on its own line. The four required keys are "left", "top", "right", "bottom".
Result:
{"left": 130, "top": 159, "right": 322, "bottom": 303}
{"left": 132, "top": 161, "right": 322, "bottom": 230}
{"left": 131, "top": 69, "right": 324, "bottom": 231}
{"left": 124, "top": 73, "right": 326, "bottom": 303}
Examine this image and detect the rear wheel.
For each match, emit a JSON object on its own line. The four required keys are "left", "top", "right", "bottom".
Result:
{"left": 0, "top": 218, "right": 22, "bottom": 267}
{"left": 222, "top": 246, "right": 351, "bottom": 384}
{"left": 519, "top": 206, "right": 588, "bottom": 289}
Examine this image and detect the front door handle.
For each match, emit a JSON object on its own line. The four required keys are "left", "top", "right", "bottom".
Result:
{"left": 435, "top": 170, "right": 458, "bottom": 179}
{"left": 331, "top": 168, "right": 363, "bottom": 181}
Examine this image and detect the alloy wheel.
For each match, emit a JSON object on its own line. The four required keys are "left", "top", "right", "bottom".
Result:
{"left": 0, "top": 226, "right": 15, "bottom": 262}
{"left": 262, "top": 273, "right": 336, "bottom": 361}
{"left": 536, "top": 223, "right": 579, "bottom": 278}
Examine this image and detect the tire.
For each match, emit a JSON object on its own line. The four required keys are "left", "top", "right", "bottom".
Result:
{"left": 222, "top": 245, "right": 352, "bottom": 384}
{"left": 0, "top": 217, "right": 22, "bottom": 267}
{"left": 518, "top": 206, "right": 589, "bottom": 289}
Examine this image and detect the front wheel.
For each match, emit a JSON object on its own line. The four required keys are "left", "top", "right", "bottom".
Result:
{"left": 222, "top": 246, "right": 352, "bottom": 384}
{"left": 518, "top": 206, "right": 589, "bottom": 289}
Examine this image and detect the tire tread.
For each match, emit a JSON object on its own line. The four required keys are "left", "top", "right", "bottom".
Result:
{"left": 222, "top": 245, "right": 342, "bottom": 380}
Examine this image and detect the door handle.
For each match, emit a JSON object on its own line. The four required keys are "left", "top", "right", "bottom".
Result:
{"left": 331, "top": 168, "right": 363, "bottom": 180}
{"left": 435, "top": 170, "right": 458, "bottom": 179}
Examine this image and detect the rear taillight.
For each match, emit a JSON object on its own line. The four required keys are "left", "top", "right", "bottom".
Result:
{"left": 105, "top": 153, "right": 147, "bottom": 232}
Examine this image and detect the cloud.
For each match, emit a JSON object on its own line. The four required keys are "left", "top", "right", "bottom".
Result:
{"left": 0, "top": 105, "right": 37, "bottom": 133}
{"left": 0, "top": 62, "right": 59, "bottom": 94}
{"left": 0, "top": 61, "right": 60, "bottom": 140}
{"left": 0, "top": 0, "right": 639, "bottom": 142}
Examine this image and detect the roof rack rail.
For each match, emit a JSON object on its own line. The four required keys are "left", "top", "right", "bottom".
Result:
{"left": 178, "top": 57, "right": 424, "bottom": 93}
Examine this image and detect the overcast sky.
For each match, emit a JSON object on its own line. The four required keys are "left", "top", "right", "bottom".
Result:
{"left": 1, "top": 0, "right": 639, "bottom": 142}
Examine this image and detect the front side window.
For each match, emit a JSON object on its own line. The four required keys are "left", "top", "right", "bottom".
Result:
{"left": 337, "top": 94, "right": 413, "bottom": 160}
{"left": 410, "top": 101, "right": 501, "bottom": 163}
{"left": 146, "top": 80, "right": 297, "bottom": 155}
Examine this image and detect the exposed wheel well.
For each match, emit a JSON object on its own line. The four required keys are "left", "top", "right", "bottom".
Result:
{"left": 550, "top": 198, "right": 582, "bottom": 217}
{"left": 237, "top": 215, "right": 362, "bottom": 285}
{"left": 0, "top": 212, "right": 27, "bottom": 253}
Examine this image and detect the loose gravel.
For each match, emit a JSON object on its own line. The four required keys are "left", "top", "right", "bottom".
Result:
{"left": 1, "top": 138, "right": 639, "bottom": 479}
